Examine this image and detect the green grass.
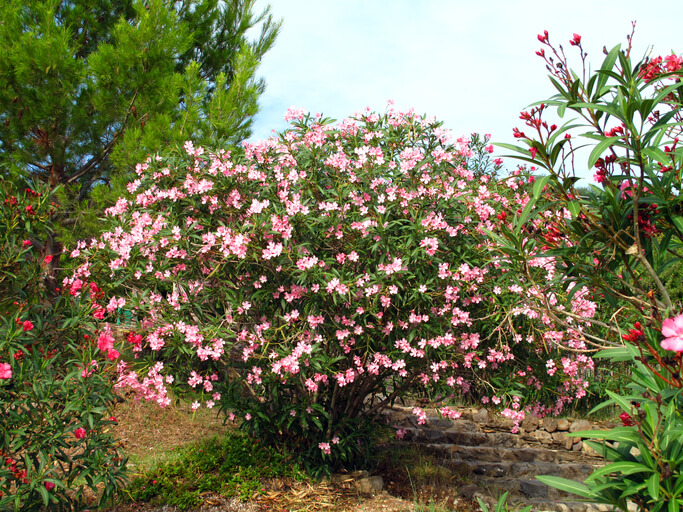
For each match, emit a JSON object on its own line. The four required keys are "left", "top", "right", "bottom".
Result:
{"left": 124, "top": 430, "right": 307, "bottom": 510}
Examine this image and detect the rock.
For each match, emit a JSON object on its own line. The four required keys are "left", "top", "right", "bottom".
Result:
{"left": 449, "top": 461, "right": 471, "bottom": 476}
{"left": 443, "top": 420, "right": 480, "bottom": 433}
{"left": 556, "top": 418, "right": 570, "bottom": 431}
{"left": 542, "top": 417, "right": 558, "bottom": 433}
{"left": 521, "top": 414, "right": 540, "bottom": 431}
{"left": 473, "top": 408, "right": 490, "bottom": 424}
{"left": 330, "top": 473, "right": 353, "bottom": 484}
{"left": 534, "top": 429, "right": 553, "bottom": 445}
{"left": 582, "top": 442, "right": 597, "bottom": 456}
{"left": 356, "top": 476, "right": 383, "bottom": 494}
{"left": 572, "top": 440, "right": 583, "bottom": 452}
{"left": 428, "top": 418, "right": 453, "bottom": 429}
{"left": 552, "top": 432, "right": 573, "bottom": 450}
{"left": 494, "top": 416, "right": 515, "bottom": 430}
{"left": 570, "top": 419, "right": 592, "bottom": 433}
{"left": 519, "top": 479, "right": 548, "bottom": 499}
{"left": 422, "top": 429, "right": 445, "bottom": 442}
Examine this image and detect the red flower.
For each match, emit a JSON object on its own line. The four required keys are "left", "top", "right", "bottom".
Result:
{"left": 74, "top": 427, "right": 86, "bottom": 439}
{"left": 619, "top": 412, "right": 635, "bottom": 427}
{"left": 22, "top": 240, "right": 31, "bottom": 247}
{"left": 44, "top": 481, "right": 55, "bottom": 491}
{"left": 570, "top": 33, "right": 581, "bottom": 46}
{"left": 44, "top": 255, "right": 53, "bottom": 264}
{"left": 537, "top": 30, "right": 549, "bottom": 43}
{"left": 22, "top": 320, "right": 34, "bottom": 331}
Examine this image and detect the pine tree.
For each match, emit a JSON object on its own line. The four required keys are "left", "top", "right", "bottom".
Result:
{"left": 0, "top": 0, "right": 278, "bottom": 193}
{"left": 0, "top": 0, "right": 279, "bottom": 261}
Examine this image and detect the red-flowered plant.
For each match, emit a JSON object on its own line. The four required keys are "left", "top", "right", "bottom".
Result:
{"left": 499, "top": 26, "right": 683, "bottom": 511}
{"left": 0, "top": 178, "right": 126, "bottom": 511}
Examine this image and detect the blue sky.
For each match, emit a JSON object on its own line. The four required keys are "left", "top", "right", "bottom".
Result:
{"left": 249, "top": 1, "right": 682, "bottom": 179}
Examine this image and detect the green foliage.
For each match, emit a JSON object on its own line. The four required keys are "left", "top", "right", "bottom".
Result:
{"left": 540, "top": 343, "right": 683, "bottom": 512}
{"left": 0, "top": 178, "right": 126, "bottom": 511}
{"left": 499, "top": 29, "right": 683, "bottom": 512}
{"left": 476, "top": 492, "right": 532, "bottom": 512}
{"left": 0, "top": 0, "right": 279, "bottom": 245}
{"left": 0, "top": 0, "right": 279, "bottom": 188}
{"left": 127, "top": 432, "right": 306, "bottom": 510}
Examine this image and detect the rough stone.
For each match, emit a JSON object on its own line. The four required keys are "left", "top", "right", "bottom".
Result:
{"left": 581, "top": 442, "right": 597, "bottom": 456}
{"left": 356, "top": 476, "right": 383, "bottom": 494}
{"left": 443, "top": 419, "right": 480, "bottom": 433}
{"left": 534, "top": 429, "right": 554, "bottom": 445}
{"left": 428, "top": 418, "right": 453, "bottom": 429}
{"left": 519, "top": 479, "right": 548, "bottom": 499}
{"left": 521, "top": 414, "right": 540, "bottom": 431}
{"left": 542, "top": 417, "right": 558, "bottom": 433}
{"left": 557, "top": 418, "right": 570, "bottom": 431}
{"left": 494, "top": 416, "right": 515, "bottom": 430}
{"left": 473, "top": 408, "right": 490, "bottom": 424}
{"left": 570, "top": 419, "right": 593, "bottom": 433}
{"left": 572, "top": 440, "right": 583, "bottom": 452}
{"left": 552, "top": 431, "right": 573, "bottom": 450}
{"left": 422, "top": 429, "right": 445, "bottom": 442}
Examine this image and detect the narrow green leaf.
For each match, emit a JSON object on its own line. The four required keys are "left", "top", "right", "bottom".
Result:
{"left": 588, "top": 136, "right": 620, "bottom": 168}
{"left": 648, "top": 472, "right": 660, "bottom": 500}
{"left": 567, "top": 200, "right": 581, "bottom": 219}
{"left": 536, "top": 475, "right": 594, "bottom": 498}
{"left": 532, "top": 174, "right": 552, "bottom": 200}
{"left": 672, "top": 216, "right": 683, "bottom": 234}
{"left": 586, "top": 461, "right": 653, "bottom": 481}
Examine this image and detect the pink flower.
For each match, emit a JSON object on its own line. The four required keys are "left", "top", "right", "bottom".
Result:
{"left": 74, "top": 427, "right": 86, "bottom": 439}
{"left": 661, "top": 314, "right": 683, "bottom": 352}
{"left": 569, "top": 33, "right": 581, "bottom": 46}
{"left": 0, "top": 363, "right": 11, "bottom": 379}
{"left": 97, "top": 332, "right": 115, "bottom": 352}
{"left": 22, "top": 320, "right": 34, "bottom": 331}
{"left": 318, "top": 442, "right": 331, "bottom": 454}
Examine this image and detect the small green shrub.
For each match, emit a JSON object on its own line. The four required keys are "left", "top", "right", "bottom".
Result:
{"left": 127, "top": 431, "right": 306, "bottom": 510}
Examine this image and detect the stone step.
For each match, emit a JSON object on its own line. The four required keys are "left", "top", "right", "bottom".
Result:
{"left": 418, "top": 442, "right": 601, "bottom": 466}
{"left": 445, "top": 459, "right": 595, "bottom": 481}
{"left": 398, "top": 424, "right": 594, "bottom": 453}
{"left": 384, "top": 407, "right": 612, "bottom": 511}
{"left": 473, "top": 494, "right": 614, "bottom": 512}
{"left": 460, "top": 476, "right": 585, "bottom": 502}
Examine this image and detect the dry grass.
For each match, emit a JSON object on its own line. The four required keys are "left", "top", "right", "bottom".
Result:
{"left": 111, "top": 396, "right": 228, "bottom": 474}
{"left": 101, "top": 399, "right": 477, "bottom": 512}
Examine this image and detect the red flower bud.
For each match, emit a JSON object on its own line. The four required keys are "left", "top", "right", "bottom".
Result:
{"left": 619, "top": 412, "right": 635, "bottom": 426}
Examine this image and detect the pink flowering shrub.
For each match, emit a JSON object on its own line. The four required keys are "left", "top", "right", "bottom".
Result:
{"left": 74, "top": 106, "right": 599, "bottom": 471}
{"left": 0, "top": 179, "right": 126, "bottom": 510}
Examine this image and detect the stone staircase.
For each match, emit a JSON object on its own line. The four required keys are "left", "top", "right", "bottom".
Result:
{"left": 383, "top": 406, "right": 618, "bottom": 512}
